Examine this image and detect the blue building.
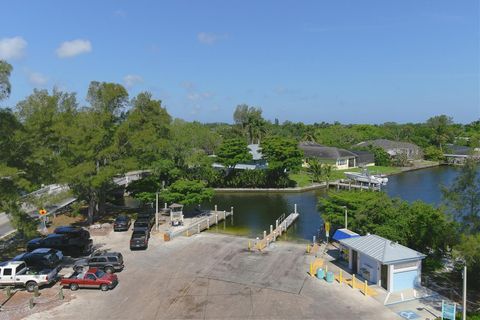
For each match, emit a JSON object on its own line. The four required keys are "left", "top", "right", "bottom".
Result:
{"left": 339, "top": 234, "right": 426, "bottom": 292}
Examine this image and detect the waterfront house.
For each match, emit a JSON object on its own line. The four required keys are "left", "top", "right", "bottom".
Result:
{"left": 339, "top": 234, "right": 426, "bottom": 292}
{"left": 299, "top": 142, "right": 358, "bottom": 170}
{"left": 299, "top": 142, "right": 375, "bottom": 169}
{"left": 356, "top": 139, "right": 423, "bottom": 160}
{"left": 443, "top": 144, "right": 480, "bottom": 165}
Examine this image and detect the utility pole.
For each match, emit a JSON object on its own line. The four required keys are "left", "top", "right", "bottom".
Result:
{"left": 155, "top": 192, "right": 159, "bottom": 231}
{"left": 463, "top": 264, "right": 467, "bottom": 320}
{"left": 343, "top": 206, "right": 348, "bottom": 229}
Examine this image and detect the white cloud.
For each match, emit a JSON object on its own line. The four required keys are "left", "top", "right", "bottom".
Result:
{"left": 28, "top": 72, "right": 48, "bottom": 87}
{"left": 197, "top": 32, "right": 227, "bottom": 45}
{"left": 56, "top": 39, "right": 92, "bottom": 58}
{"left": 123, "top": 74, "right": 143, "bottom": 88}
{"left": 0, "top": 36, "right": 27, "bottom": 60}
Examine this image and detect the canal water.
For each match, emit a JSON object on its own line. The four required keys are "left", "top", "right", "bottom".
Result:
{"left": 208, "top": 165, "right": 465, "bottom": 242}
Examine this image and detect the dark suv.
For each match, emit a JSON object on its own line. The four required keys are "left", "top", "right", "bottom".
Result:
{"left": 130, "top": 230, "right": 148, "bottom": 250}
{"left": 136, "top": 213, "right": 154, "bottom": 227}
{"left": 133, "top": 219, "right": 151, "bottom": 237}
{"left": 73, "top": 250, "right": 124, "bottom": 273}
{"left": 113, "top": 215, "right": 131, "bottom": 232}
{"left": 13, "top": 248, "right": 63, "bottom": 269}
{"left": 54, "top": 226, "right": 90, "bottom": 244}
{"left": 27, "top": 234, "right": 93, "bottom": 256}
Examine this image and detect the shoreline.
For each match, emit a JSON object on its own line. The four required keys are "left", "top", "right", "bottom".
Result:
{"left": 214, "top": 161, "right": 442, "bottom": 193}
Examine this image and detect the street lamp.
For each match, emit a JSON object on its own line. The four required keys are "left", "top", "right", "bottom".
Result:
{"left": 462, "top": 264, "right": 467, "bottom": 320}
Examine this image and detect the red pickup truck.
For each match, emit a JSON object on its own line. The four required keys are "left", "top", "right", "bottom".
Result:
{"left": 60, "top": 268, "right": 118, "bottom": 291}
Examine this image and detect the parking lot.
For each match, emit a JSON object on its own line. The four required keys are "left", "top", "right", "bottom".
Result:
{"left": 19, "top": 230, "right": 401, "bottom": 320}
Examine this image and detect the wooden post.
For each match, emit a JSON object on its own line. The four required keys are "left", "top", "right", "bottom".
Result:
{"left": 223, "top": 210, "right": 226, "bottom": 219}
{"left": 352, "top": 274, "right": 356, "bottom": 288}
{"left": 294, "top": 203, "right": 297, "bottom": 214}
{"left": 263, "top": 230, "right": 267, "bottom": 239}
{"left": 276, "top": 219, "right": 279, "bottom": 228}
{"left": 231, "top": 206, "right": 234, "bottom": 215}
{"left": 270, "top": 225, "right": 273, "bottom": 234}
{"left": 215, "top": 214, "right": 218, "bottom": 224}
{"left": 215, "top": 204, "right": 217, "bottom": 212}
{"left": 207, "top": 218, "right": 210, "bottom": 229}
{"left": 364, "top": 280, "right": 368, "bottom": 295}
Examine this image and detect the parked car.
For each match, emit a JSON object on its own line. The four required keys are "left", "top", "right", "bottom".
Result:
{"left": 136, "top": 213, "right": 155, "bottom": 227}
{"left": 0, "top": 261, "right": 58, "bottom": 292}
{"left": 27, "top": 234, "right": 93, "bottom": 256}
{"left": 60, "top": 267, "right": 118, "bottom": 291}
{"left": 13, "top": 248, "right": 63, "bottom": 269}
{"left": 73, "top": 250, "right": 124, "bottom": 273}
{"left": 54, "top": 226, "right": 90, "bottom": 244}
{"left": 113, "top": 215, "right": 131, "bottom": 231}
{"left": 130, "top": 230, "right": 148, "bottom": 250}
{"left": 133, "top": 220, "right": 151, "bottom": 237}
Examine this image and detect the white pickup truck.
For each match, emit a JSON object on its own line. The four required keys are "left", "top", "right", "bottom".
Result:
{"left": 0, "top": 261, "right": 58, "bottom": 292}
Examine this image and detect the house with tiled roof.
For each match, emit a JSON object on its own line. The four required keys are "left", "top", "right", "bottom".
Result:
{"left": 356, "top": 139, "right": 423, "bottom": 160}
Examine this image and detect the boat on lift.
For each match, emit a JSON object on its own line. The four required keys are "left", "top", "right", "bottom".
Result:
{"left": 344, "top": 168, "right": 388, "bottom": 186}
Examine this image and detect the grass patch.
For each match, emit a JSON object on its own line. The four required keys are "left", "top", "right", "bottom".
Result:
{"left": 290, "top": 166, "right": 402, "bottom": 187}
{"left": 289, "top": 171, "right": 312, "bottom": 187}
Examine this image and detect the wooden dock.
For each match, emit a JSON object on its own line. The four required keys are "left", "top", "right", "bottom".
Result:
{"left": 253, "top": 206, "right": 300, "bottom": 251}
{"left": 328, "top": 180, "right": 381, "bottom": 191}
{"left": 167, "top": 207, "right": 233, "bottom": 240}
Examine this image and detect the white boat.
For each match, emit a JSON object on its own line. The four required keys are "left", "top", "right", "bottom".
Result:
{"left": 344, "top": 169, "right": 388, "bottom": 186}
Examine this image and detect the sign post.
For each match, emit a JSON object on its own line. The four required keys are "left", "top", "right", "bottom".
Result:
{"left": 325, "top": 222, "right": 330, "bottom": 243}
{"left": 442, "top": 300, "right": 456, "bottom": 320}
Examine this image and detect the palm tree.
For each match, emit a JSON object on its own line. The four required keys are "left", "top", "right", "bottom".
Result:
{"left": 307, "top": 159, "right": 322, "bottom": 182}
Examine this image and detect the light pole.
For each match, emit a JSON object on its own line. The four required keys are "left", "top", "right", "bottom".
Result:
{"left": 343, "top": 206, "right": 348, "bottom": 229}
{"left": 463, "top": 264, "right": 467, "bottom": 320}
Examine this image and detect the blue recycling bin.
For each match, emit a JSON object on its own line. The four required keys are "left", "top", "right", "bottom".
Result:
{"left": 316, "top": 268, "right": 325, "bottom": 279}
{"left": 326, "top": 271, "right": 334, "bottom": 283}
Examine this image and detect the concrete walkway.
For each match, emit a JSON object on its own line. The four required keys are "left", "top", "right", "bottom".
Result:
{"left": 23, "top": 233, "right": 401, "bottom": 320}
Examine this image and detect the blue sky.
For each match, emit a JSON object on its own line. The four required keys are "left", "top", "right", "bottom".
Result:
{"left": 1, "top": 0, "right": 479, "bottom": 124}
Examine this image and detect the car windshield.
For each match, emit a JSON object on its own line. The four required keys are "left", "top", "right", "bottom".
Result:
{"left": 95, "top": 270, "right": 106, "bottom": 278}
{"left": 117, "top": 216, "right": 128, "bottom": 221}
{"left": 132, "top": 232, "right": 145, "bottom": 238}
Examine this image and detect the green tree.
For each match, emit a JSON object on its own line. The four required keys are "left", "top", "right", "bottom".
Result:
{"left": 261, "top": 136, "right": 303, "bottom": 172}
{"left": 426, "top": 115, "right": 454, "bottom": 150}
{"left": 0, "top": 60, "right": 13, "bottom": 101}
{"left": 454, "top": 234, "right": 480, "bottom": 286}
{"left": 233, "top": 104, "right": 266, "bottom": 144}
{"left": 216, "top": 138, "right": 252, "bottom": 169}
{"left": 160, "top": 179, "right": 213, "bottom": 206}
{"left": 15, "top": 89, "right": 78, "bottom": 186}
{"left": 423, "top": 146, "right": 444, "bottom": 161}
{"left": 116, "top": 92, "right": 171, "bottom": 167}
{"left": 319, "top": 191, "right": 457, "bottom": 266}
{"left": 307, "top": 159, "right": 322, "bottom": 182}
{"left": 320, "top": 163, "right": 333, "bottom": 185}
{"left": 63, "top": 82, "right": 129, "bottom": 224}
{"left": 442, "top": 158, "right": 480, "bottom": 233}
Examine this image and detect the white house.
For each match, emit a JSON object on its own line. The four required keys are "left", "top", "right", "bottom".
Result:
{"left": 339, "top": 234, "right": 426, "bottom": 292}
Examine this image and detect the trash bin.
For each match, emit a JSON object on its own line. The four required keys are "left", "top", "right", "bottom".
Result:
{"left": 316, "top": 268, "right": 325, "bottom": 279}
{"left": 326, "top": 271, "right": 334, "bottom": 283}
{"left": 164, "top": 233, "right": 170, "bottom": 241}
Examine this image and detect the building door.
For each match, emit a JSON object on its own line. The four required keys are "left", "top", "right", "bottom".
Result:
{"left": 381, "top": 265, "right": 388, "bottom": 290}
{"left": 351, "top": 250, "right": 358, "bottom": 274}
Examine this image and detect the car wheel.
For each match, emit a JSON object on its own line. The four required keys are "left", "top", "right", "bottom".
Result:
{"left": 100, "top": 284, "right": 109, "bottom": 291}
{"left": 105, "top": 266, "right": 114, "bottom": 274}
{"left": 26, "top": 281, "right": 38, "bottom": 293}
{"left": 70, "top": 283, "right": 79, "bottom": 291}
